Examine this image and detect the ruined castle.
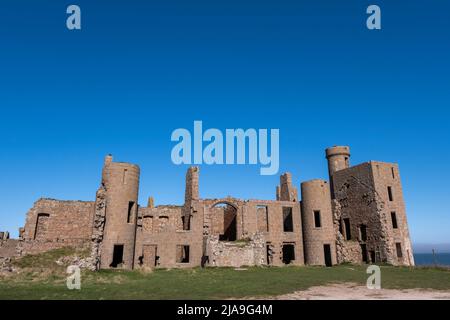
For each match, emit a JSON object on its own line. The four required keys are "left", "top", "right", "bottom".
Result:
{"left": 2, "top": 146, "right": 415, "bottom": 269}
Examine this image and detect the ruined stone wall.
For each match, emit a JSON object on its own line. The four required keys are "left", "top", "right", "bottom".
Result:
{"left": 371, "top": 162, "right": 415, "bottom": 266}
{"left": 201, "top": 198, "right": 304, "bottom": 267}
{"left": 207, "top": 234, "right": 266, "bottom": 267}
{"left": 20, "top": 198, "right": 94, "bottom": 255}
{"left": 0, "top": 239, "right": 19, "bottom": 258}
{"left": 332, "top": 163, "right": 383, "bottom": 264}
{"left": 134, "top": 204, "right": 204, "bottom": 268}
{"left": 247, "top": 200, "right": 304, "bottom": 266}
{"left": 331, "top": 161, "right": 414, "bottom": 266}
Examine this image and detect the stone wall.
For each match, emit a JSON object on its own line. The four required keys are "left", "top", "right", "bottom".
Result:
{"left": 207, "top": 234, "right": 266, "bottom": 267}
{"left": 20, "top": 198, "right": 95, "bottom": 255}
{"left": 0, "top": 239, "right": 19, "bottom": 258}
{"left": 134, "top": 204, "right": 204, "bottom": 269}
{"left": 331, "top": 161, "right": 414, "bottom": 266}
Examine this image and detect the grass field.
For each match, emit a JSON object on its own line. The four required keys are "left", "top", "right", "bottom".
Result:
{"left": 1, "top": 248, "right": 450, "bottom": 300}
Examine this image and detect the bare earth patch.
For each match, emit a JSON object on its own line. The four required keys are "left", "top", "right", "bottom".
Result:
{"left": 244, "top": 283, "right": 450, "bottom": 300}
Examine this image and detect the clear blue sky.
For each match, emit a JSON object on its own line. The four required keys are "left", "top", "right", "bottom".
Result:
{"left": 0, "top": 0, "right": 449, "bottom": 245}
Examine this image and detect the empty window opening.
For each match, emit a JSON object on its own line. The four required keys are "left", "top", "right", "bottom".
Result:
{"left": 387, "top": 186, "right": 394, "bottom": 201}
{"left": 343, "top": 218, "right": 352, "bottom": 240}
{"left": 266, "top": 243, "right": 274, "bottom": 266}
{"left": 339, "top": 219, "right": 343, "bottom": 235}
{"left": 34, "top": 213, "right": 50, "bottom": 240}
{"left": 359, "top": 224, "right": 367, "bottom": 242}
{"left": 323, "top": 244, "right": 332, "bottom": 267}
{"left": 176, "top": 245, "right": 190, "bottom": 263}
{"left": 257, "top": 205, "right": 269, "bottom": 232}
{"left": 181, "top": 215, "right": 192, "bottom": 231}
{"left": 123, "top": 169, "right": 128, "bottom": 184}
{"left": 186, "top": 215, "right": 192, "bottom": 230}
{"left": 110, "top": 244, "right": 124, "bottom": 268}
{"left": 391, "top": 167, "right": 395, "bottom": 179}
{"left": 391, "top": 212, "right": 398, "bottom": 229}
{"left": 314, "top": 210, "right": 321, "bottom": 228}
{"left": 361, "top": 244, "right": 368, "bottom": 263}
{"left": 213, "top": 203, "right": 237, "bottom": 241}
{"left": 396, "top": 243, "right": 403, "bottom": 258}
{"left": 370, "top": 251, "right": 376, "bottom": 263}
{"left": 127, "top": 201, "right": 135, "bottom": 224}
{"left": 282, "top": 244, "right": 295, "bottom": 264}
{"left": 283, "top": 207, "right": 294, "bottom": 232}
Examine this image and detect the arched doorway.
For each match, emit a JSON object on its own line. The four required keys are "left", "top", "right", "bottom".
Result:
{"left": 211, "top": 202, "right": 238, "bottom": 241}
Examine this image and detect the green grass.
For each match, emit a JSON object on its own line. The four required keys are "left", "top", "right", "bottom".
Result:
{"left": 1, "top": 249, "right": 450, "bottom": 299}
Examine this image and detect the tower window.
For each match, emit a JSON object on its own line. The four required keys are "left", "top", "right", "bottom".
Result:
{"left": 282, "top": 207, "right": 294, "bottom": 232}
{"left": 391, "top": 167, "right": 395, "bottom": 179}
{"left": 387, "top": 186, "right": 394, "bottom": 201}
{"left": 123, "top": 169, "right": 128, "bottom": 184}
{"left": 127, "top": 201, "right": 135, "bottom": 223}
{"left": 359, "top": 224, "right": 367, "bottom": 242}
{"left": 314, "top": 210, "right": 321, "bottom": 228}
{"left": 396, "top": 243, "right": 403, "bottom": 258}
{"left": 344, "top": 218, "right": 352, "bottom": 240}
{"left": 391, "top": 212, "right": 398, "bottom": 229}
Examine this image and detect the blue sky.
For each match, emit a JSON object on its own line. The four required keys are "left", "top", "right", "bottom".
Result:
{"left": 0, "top": 0, "right": 449, "bottom": 245}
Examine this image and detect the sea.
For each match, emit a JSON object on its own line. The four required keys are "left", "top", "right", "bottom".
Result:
{"left": 413, "top": 253, "right": 450, "bottom": 266}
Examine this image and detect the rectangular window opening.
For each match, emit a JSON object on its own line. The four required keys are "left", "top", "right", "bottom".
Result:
{"left": 361, "top": 244, "right": 368, "bottom": 263}
{"left": 391, "top": 212, "right": 398, "bottom": 229}
{"left": 123, "top": 169, "right": 128, "bottom": 184}
{"left": 387, "top": 186, "right": 394, "bottom": 201}
{"left": 282, "top": 207, "right": 294, "bottom": 232}
{"left": 370, "top": 251, "right": 376, "bottom": 263}
{"left": 324, "top": 244, "right": 332, "bottom": 267}
{"left": 266, "top": 243, "right": 274, "bottom": 265}
{"left": 391, "top": 167, "right": 395, "bottom": 179}
{"left": 396, "top": 243, "right": 403, "bottom": 258}
{"left": 110, "top": 244, "right": 124, "bottom": 268}
{"left": 176, "top": 245, "right": 190, "bottom": 263}
{"left": 127, "top": 201, "right": 135, "bottom": 224}
{"left": 344, "top": 218, "right": 352, "bottom": 240}
{"left": 314, "top": 210, "right": 321, "bottom": 228}
{"left": 359, "top": 224, "right": 367, "bottom": 242}
{"left": 282, "top": 243, "right": 295, "bottom": 264}
{"left": 182, "top": 215, "right": 192, "bottom": 231}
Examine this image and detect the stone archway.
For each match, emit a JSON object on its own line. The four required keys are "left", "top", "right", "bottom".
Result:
{"left": 211, "top": 202, "right": 238, "bottom": 241}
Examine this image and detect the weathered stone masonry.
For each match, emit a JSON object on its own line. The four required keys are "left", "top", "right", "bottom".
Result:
{"left": 2, "top": 146, "right": 414, "bottom": 269}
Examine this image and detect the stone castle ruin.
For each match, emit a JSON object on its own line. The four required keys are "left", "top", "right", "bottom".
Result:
{"left": 0, "top": 146, "right": 415, "bottom": 270}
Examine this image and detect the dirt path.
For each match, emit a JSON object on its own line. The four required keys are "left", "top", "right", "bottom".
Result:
{"left": 247, "top": 283, "right": 450, "bottom": 300}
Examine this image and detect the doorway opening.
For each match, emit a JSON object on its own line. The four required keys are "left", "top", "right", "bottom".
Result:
{"left": 282, "top": 243, "right": 295, "bottom": 264}
{"left": 212, "top": 203, "right": 237, "bottom": 241}
{"left": 361, "top": 244, "right": 368, "bottom": 263}
{"left": 323, "top": 244, "right": 332, "bottom": 267}
{"left": 110, "top": 244, "right": 124, "bottom": 268}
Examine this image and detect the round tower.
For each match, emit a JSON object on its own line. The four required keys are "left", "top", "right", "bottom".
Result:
{"left": 301, "top": 179, "right": 337, "bottom": 266}
{"left": 325, "top": 146, "right": 350, "bottom": 176}
{"left": 100, "top": 155, "right": 140, "bottom": 270}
